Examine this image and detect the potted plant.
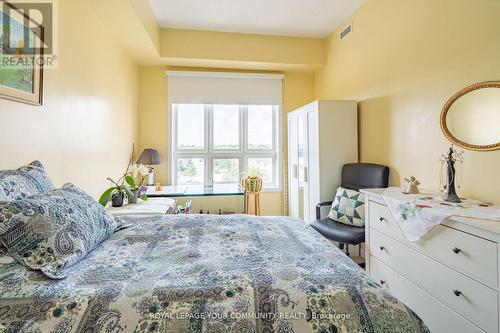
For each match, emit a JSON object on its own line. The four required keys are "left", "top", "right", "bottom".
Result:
{"left": 240, "top": 167, "right": 263, "bottom": 194}
{"left": 125, "top": 164, "right": 149, "bottom": 204}
{"left": 99, "top": 177, "right": 134, "bottom": 207}
{"left": 99, "top": 164, "right": 149, "bottom": 207}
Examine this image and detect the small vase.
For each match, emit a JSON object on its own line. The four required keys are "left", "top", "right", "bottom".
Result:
{"left": 130, "top": 189, "right": 139, "bottom": 204}
{"left": 111, "top": 193, "right": 124, "bottom": 207}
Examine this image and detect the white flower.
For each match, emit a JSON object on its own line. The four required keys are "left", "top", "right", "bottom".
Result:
{"left": 128, "top": 164, "right": 150, "bottom": 188}
{"left": 130, "top": 163, "right": 149, "bottom": 176}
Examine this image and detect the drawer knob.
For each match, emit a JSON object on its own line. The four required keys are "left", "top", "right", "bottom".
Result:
{"left": 379, "top": 246, "right": 385, "bottom": 251}
{"left": 452, "top": 247, "right": 462, "bottom": 254}
{"left": 453, "top": 290, "right": 462, "bottom": 297}
{"left": 380, "top": 280, "right": 386, "bottom": 285}
{"left": 379, "top": 217, "right": 385, "bottom": 222}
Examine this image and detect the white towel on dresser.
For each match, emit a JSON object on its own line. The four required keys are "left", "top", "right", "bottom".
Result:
{"left": 382, "top": 188, "right": 500, "bottom": 241}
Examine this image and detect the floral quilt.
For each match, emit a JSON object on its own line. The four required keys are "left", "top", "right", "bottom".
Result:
{"left": 0, "top": 214, "right": 428, "bottom": 333}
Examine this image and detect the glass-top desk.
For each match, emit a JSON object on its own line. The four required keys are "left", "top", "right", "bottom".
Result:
{"left": 145, "top": 184, "right": 245, "bottom": 198}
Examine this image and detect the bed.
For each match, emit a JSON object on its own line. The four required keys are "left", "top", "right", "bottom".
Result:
{"left": 0, "top": 214, "right": 428, "bottom": 333}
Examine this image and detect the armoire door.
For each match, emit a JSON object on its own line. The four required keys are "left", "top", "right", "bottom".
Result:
{"left": 287, "top": 114, "right": 299, "bottom": 218}
{"left": 297, "top": 111, "right": 309, "bottom": 221}
{"left": 287, "top": 110, "right": 309, "bottom": 221}
{"left": 306, "top": 109, "right": 319, "bottom": 222}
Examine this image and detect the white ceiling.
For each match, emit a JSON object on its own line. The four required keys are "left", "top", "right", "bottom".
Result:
{"left": 149, "top": 0, "right": 365, "bottom": 38}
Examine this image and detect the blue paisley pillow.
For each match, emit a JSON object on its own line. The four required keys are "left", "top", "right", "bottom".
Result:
{"left": 0, "top": 183, "right": 120, "bottom": 279}
{"left": 0, "top": 161, "right": 55, "bottom": 201}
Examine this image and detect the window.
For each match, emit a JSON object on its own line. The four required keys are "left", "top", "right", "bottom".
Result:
{"left": 176, "top": 158, "right": 205, "bottom": 185}
{"left": 213, "top": 158, "right": 239, "bottom": 183}
{"left": 213, "top": 105, "right": 239, "bottom": 150}
{"left": 176, "top": 104, "right": 205, "bottom": 150}
{"left": 171, "top": 104, "right": 281, "bottom": 190}
{"left": 248, "top": 105, "right": 274, "bottom": 150}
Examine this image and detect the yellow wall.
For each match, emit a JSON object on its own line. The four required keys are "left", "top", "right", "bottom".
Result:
{"left": 0, "top": 0, "right": 138, "bottom": 198}
{"left": 315, "top": 0, "right": 500, "bottom": 203}
{"left": 160, "top": 29, "right": 325, "bottom": 71}
{"left": 88, "top": 0, "right": 159, "bottom": 65}
{"left": 130, "top": 0, "right": 161, "bottom": 53}
{"left": 137, "top": 67, "right": 315, "bottom": 215}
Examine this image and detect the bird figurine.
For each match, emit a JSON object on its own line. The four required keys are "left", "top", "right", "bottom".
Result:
{"left": 404, "top": 176, "right": 421, "bottom": 194}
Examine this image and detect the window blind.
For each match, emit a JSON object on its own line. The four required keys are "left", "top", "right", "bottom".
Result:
{"left": 166, "top": 71, "right": 283, "bottom": 105}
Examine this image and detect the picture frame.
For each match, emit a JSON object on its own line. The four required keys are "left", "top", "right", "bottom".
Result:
{"left": 0, "top": 2, "right": 44, "bottom": 106}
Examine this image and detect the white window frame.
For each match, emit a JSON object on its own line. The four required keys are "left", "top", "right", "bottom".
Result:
{"left": 170, "top": 103, "right": 282, "bottom": 191}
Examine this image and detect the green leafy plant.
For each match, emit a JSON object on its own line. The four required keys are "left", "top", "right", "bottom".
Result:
{"left": 98, "top": 177, "right": 135, "bottom": 207}
{"left": 124, "top": 175, "right": 148, "bottom": 201}
{"left": 99, "top": 145, "right": 149, "bottom": 206}
{"left": 127, "top": 164, "right": 149, "bottom": 190}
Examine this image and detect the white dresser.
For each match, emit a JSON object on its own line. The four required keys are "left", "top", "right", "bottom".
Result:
{"left": 362, "top": 188, "right": 500, "bottom": 333}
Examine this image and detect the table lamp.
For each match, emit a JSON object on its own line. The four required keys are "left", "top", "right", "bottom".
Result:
{"left": 137, "top": 148, "right": 162, "bottom": 185}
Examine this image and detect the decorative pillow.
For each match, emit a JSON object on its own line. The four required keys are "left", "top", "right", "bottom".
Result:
{"left": 0, "top": 183, "right": 120, "bottom": 279}
{"left": 0, "top": 161, "right": 55, "bottom": 201}
{"left": 327, "top": 186, "right": 365, "bottom": 227}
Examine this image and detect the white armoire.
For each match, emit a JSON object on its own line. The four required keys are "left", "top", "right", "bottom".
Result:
{"left": 288, "top": 100, "right": 358, "bottom": 222}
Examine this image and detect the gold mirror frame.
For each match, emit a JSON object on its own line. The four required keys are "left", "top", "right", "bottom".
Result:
{"left": 440, "top": 81, "right": 500, "bottom": 151}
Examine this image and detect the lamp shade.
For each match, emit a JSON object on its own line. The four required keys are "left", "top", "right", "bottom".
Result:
{"left": 137, "top": 149, "right": 162, "bottom": 165}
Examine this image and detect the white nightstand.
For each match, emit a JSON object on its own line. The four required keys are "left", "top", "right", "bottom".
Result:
{"left": 106, "top": 197, "right": 176, "bottom": 217}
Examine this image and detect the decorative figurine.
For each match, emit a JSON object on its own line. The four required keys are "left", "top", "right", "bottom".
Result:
{"left": 404, "top": 176, "right": 420, "bottom": 194}
{"left": 439, "top": 145, "right": 464, "bottom": 203}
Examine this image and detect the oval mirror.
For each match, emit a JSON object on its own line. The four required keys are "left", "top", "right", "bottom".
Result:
{"left": 441, "top": 81, "right": 500, "bottom": 151}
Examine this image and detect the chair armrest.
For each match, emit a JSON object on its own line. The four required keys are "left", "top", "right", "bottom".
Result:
{"left": 316, "top": 201, "right": 333, "bottom": 220}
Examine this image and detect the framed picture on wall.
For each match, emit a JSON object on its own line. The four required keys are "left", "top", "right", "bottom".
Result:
{"left": 0, "top": 2, "right": 44, "bottom": 105}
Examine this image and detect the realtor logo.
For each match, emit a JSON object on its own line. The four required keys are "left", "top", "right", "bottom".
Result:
{"left": 0, "top": 0, "right": 58, "bottom": 68}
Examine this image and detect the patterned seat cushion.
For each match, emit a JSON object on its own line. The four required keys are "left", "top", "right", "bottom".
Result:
{"left": 328, "top": 186, "right": 366, "bottom": 227}
{"left": 0, "top": 161, "right": 55, "bottom": 201}
{"left": 0, "top": 184, "right": 120, "bottom": 279}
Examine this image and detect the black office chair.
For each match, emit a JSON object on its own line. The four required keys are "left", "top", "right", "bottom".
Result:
{"left": 310, "top": 163, "right": 389, "bottom": 262}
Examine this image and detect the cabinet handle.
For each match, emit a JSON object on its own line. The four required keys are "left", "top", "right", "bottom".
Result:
{"left": 380, "top": 280, "right": 386, "bottom": 285}
{"left": 379, "top": 217, "right": 385, "bottom": 222}
{"left": 303, "top": 166, "right": 308, "bottom": 182}
{"left": 293, "top": 164, "right": 298, "bottom": 178}
{"left": 453, "top": 290, "right": 462, "bottom": 297}
{"left": 379, "top": 246, "right": 385, "bottom": 251}
{"left": 452, "top": 247, "right": 462, "bottom": 254}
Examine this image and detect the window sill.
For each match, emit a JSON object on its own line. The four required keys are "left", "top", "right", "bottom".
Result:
{"left": 261, "top": 188, "right": 282, "bottom": 193}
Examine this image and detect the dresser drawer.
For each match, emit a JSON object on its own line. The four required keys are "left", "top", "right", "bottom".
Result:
{"left": 369, "top": 201, "right": 498, "bottom": 287}
{"left": 370, "top": 256, "right": 485, "bottom": 333}
{"left": 369, "top": 200, "right": 403, "bottom": 239}
{"left": 370, "top": 229, "right": 498, "bottom": 333}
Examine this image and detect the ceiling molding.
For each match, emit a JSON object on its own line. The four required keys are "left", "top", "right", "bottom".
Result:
{"left": 166, "top": 71, "right": 284, "bottom": 80}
